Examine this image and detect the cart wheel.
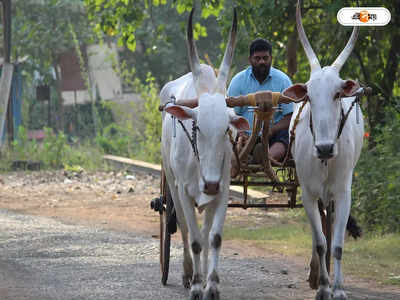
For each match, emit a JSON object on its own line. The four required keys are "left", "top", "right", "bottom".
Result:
{"left": 160, "top": 184, "right": 173, "bottom": 285}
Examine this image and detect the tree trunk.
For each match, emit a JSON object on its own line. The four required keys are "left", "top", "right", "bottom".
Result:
{"left": 53, "top": 61, "right": 64, "bottom": 133}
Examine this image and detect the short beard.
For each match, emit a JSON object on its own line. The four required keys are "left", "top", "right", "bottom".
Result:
{"left": 253, "top": 65, "right": 270, "bottom": 80}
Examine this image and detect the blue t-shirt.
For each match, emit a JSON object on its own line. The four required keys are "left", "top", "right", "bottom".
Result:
{"left": 227, "top": 66, "right": 293, "bottom": 134}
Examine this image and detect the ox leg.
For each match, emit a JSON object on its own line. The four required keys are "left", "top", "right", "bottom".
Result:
{"left": 204, "top": 197, "right": 227, "bottom": 300}
{"left": 165, "top": 175, "right": 193, "bottom": 288}
{"left": 308, "top": 238, "right": 320, "bottom": 290}
{"left": 173, "top": 191, "right": 194, "bottom": 288}
{"left": 201, "top": 206, "right": 215, "bottom": 280}
{"left": 303, "top": 191, "right": 332, "bottom": 300}
{"left": 331, "top": 191, "right": 351, "bottom": 300}
{"left": 178, "top": 189, "right": 203, "bottom": 300}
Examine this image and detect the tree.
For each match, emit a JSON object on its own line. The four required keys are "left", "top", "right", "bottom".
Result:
{"left": 8, "top": 0, "right": 96, "bottom": 131}
{"left": 85, "top": 0, "right": 224, "bottom": 87}
{"left": 85, "top": 0, "right": 399, "bottom": 139}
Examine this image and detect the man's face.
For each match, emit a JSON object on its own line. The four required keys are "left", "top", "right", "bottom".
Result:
{"left": 249, "top": 50, "right": 272, "bottom": 78}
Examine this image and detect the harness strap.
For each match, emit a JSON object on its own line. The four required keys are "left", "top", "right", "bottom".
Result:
{"left": 277, "top": 100, "right": 308, "bottom": 167}
{"left": 228, "top": 129, "right": 241, "bottom": 177}
{"left": 177, "top": 119, "right": 199, "bottom": 161}
{"left": 271, "top": 92, "right": 280, "bottom": 107}
{"left": 248, "top": 93, "right": 256, "bottom": 106}
{"left": 337, "top": 96, "right": 359, "bottom": 139}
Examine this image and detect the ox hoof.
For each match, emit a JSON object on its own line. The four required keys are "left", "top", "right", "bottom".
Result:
{"left": 204, "top": 286, "right": 220, "bottom": 300}
{"left": 315, "top": 288, "right": 332, "bottom": 300}
{"left": 190, "top": 290, "right": 203, "bottom": 300}
{"left": 307, "top": 272, "right": 319, "bottom": 290}
{"left": 183, "top": 275, "right": 192, "bottom": 289}
{"left": 333, "top": 289, "right": 348, "bottom": 300}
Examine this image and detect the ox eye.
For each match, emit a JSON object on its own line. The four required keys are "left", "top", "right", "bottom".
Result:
{"left": 334, "top": 92, "right": 341, "bottom": 100}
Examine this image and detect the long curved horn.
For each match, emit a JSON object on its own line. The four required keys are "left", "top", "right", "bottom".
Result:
{"left": 331, "top": 26, "right": 359, "bottom": 72}
{"left": 215, "top": 8, "right": 238, "bottom": 94}
{"left": 187, "top": 8, "right": 203, "bottom": 94}
{"left": 296, "top": 0, "right": 321, "bottom": 74}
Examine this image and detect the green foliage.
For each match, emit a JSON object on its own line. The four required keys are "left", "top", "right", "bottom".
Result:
{"left": 63, "top": 142, "right": 105, "bottom": 171}
{"left": 1, "top": 126, "right": 105, "bottom": 172}
{"left": 353, "top": 111, "right": 400, "bottom": 233}
{"left": 11, "top": 126, "right": 40, "bottom": 161}
{"left": 93, "top": 64, "right": 161, "bottom": 163}
{"left": 40, "top": 128, "right": 70, "bottom": 168}
{"left": 135, "top": 74, "right": 162, "bottom": 163}
{"left": 10, "top": 0, "right": 94, "bottom": 83}
{"left": 95, "top": 123, "right": 134, "bottom": 156}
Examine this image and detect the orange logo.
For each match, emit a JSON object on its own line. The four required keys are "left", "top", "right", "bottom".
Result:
{"left": 359, "top": 10, "right": 369, "bottom": 23}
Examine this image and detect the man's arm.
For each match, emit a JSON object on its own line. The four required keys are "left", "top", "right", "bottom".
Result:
{"left": 227, "top": 75, "right": 245, "bottom": 116}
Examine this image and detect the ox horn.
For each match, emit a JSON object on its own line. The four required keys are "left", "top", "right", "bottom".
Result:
{"left": 331, "top": 26, "right": 359, "bottom": 72}
{"left": 187, "top": 8, "right": 204, "bottom": 95}
{"left": 296, "top": 0, "right": 321, "bottom": 74}
{"left": 215, "top": 8, "right": 238, "bottom": 94}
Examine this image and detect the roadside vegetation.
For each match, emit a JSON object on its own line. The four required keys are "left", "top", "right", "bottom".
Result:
{"left": 223, "top": 210, "right": 400, "bottom": 286}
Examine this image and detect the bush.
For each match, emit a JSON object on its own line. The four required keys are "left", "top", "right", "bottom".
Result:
{"left": 1, "top": 126, "right": 104, "bottom": 172}
{"left": 95, "top": 123, "right": 135, "bottom": 157}
{"left": 39, "top": 128, "right": 70, "bottom": 168}
{"left": 135, "top": 74, "right": 162, "bottom": 163}
{"left": 352, "top": 111, "right": 400, "bottom": 233}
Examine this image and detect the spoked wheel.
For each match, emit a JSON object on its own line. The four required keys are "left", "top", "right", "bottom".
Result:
{"left": 160, "top": 185, "right": 172, "bottom": 285}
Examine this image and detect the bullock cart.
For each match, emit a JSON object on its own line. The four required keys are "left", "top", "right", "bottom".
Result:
{"left": 151, "top": 85, "right": 371, "bottom": 286}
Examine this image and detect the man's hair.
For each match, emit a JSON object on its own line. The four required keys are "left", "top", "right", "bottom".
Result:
{"left": 249, "top": 38, "right": 272, "bottom": 56}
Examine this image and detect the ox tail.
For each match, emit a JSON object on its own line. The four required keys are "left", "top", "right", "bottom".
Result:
{"left": 318, "top": 199, "right": 362, "bottom": 240}
{"left": 166, "top": 189, "right": 178, "bottom": 235}
{"left": 168, "top": 209, "right": 177, "bottom": 234}
{"left": 346, "top": 214, "right": 362, "bottom": 239}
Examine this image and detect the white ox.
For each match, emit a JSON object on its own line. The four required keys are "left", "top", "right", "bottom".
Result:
{"left": 160, "top": 9, "right": 249, "bottom": 300}
{"left": 282, "top": 2, "right": 364, "bottom": 300}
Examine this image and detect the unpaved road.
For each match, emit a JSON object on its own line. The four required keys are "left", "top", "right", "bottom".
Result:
{"left": 0, "top": 170, "right": 399, "bottom": 300}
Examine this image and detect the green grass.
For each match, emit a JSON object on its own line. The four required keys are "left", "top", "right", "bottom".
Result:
{"left": 0, "top": 142, "right": 107, "bottom": 173}
{"left": 344, "top": 234, "right": 400, "bottom": 285}
{"left": 223, "top": 209, "right": 400, "bottom": 286}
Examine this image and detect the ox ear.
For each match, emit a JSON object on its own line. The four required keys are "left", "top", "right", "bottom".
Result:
{"left": 342, "top": 80, "right": 360, "bottom": 96}
{"left": 165, "top": 105, "right": 196, "bottom": 121}
{"left": 230, "top": 115, "right": 250, "bottom": 131}
{"left": 282, "top": 84, "right": 307, "bottom": 101}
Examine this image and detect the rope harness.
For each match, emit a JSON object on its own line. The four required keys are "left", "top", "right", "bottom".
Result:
{"left": 168, "top": 95, "right": 200, "bottom": 161}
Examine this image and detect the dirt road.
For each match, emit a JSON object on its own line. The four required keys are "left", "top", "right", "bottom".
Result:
{"left": 0, "top": 170, "right": 399, "bottom": 299}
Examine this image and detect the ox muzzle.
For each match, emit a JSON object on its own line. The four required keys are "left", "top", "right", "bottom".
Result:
{"left": 203, "top": 181, "right": 220, "bottom": 195}
{"left": 315, "top": 143, "right": 335, "bottom": 160}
